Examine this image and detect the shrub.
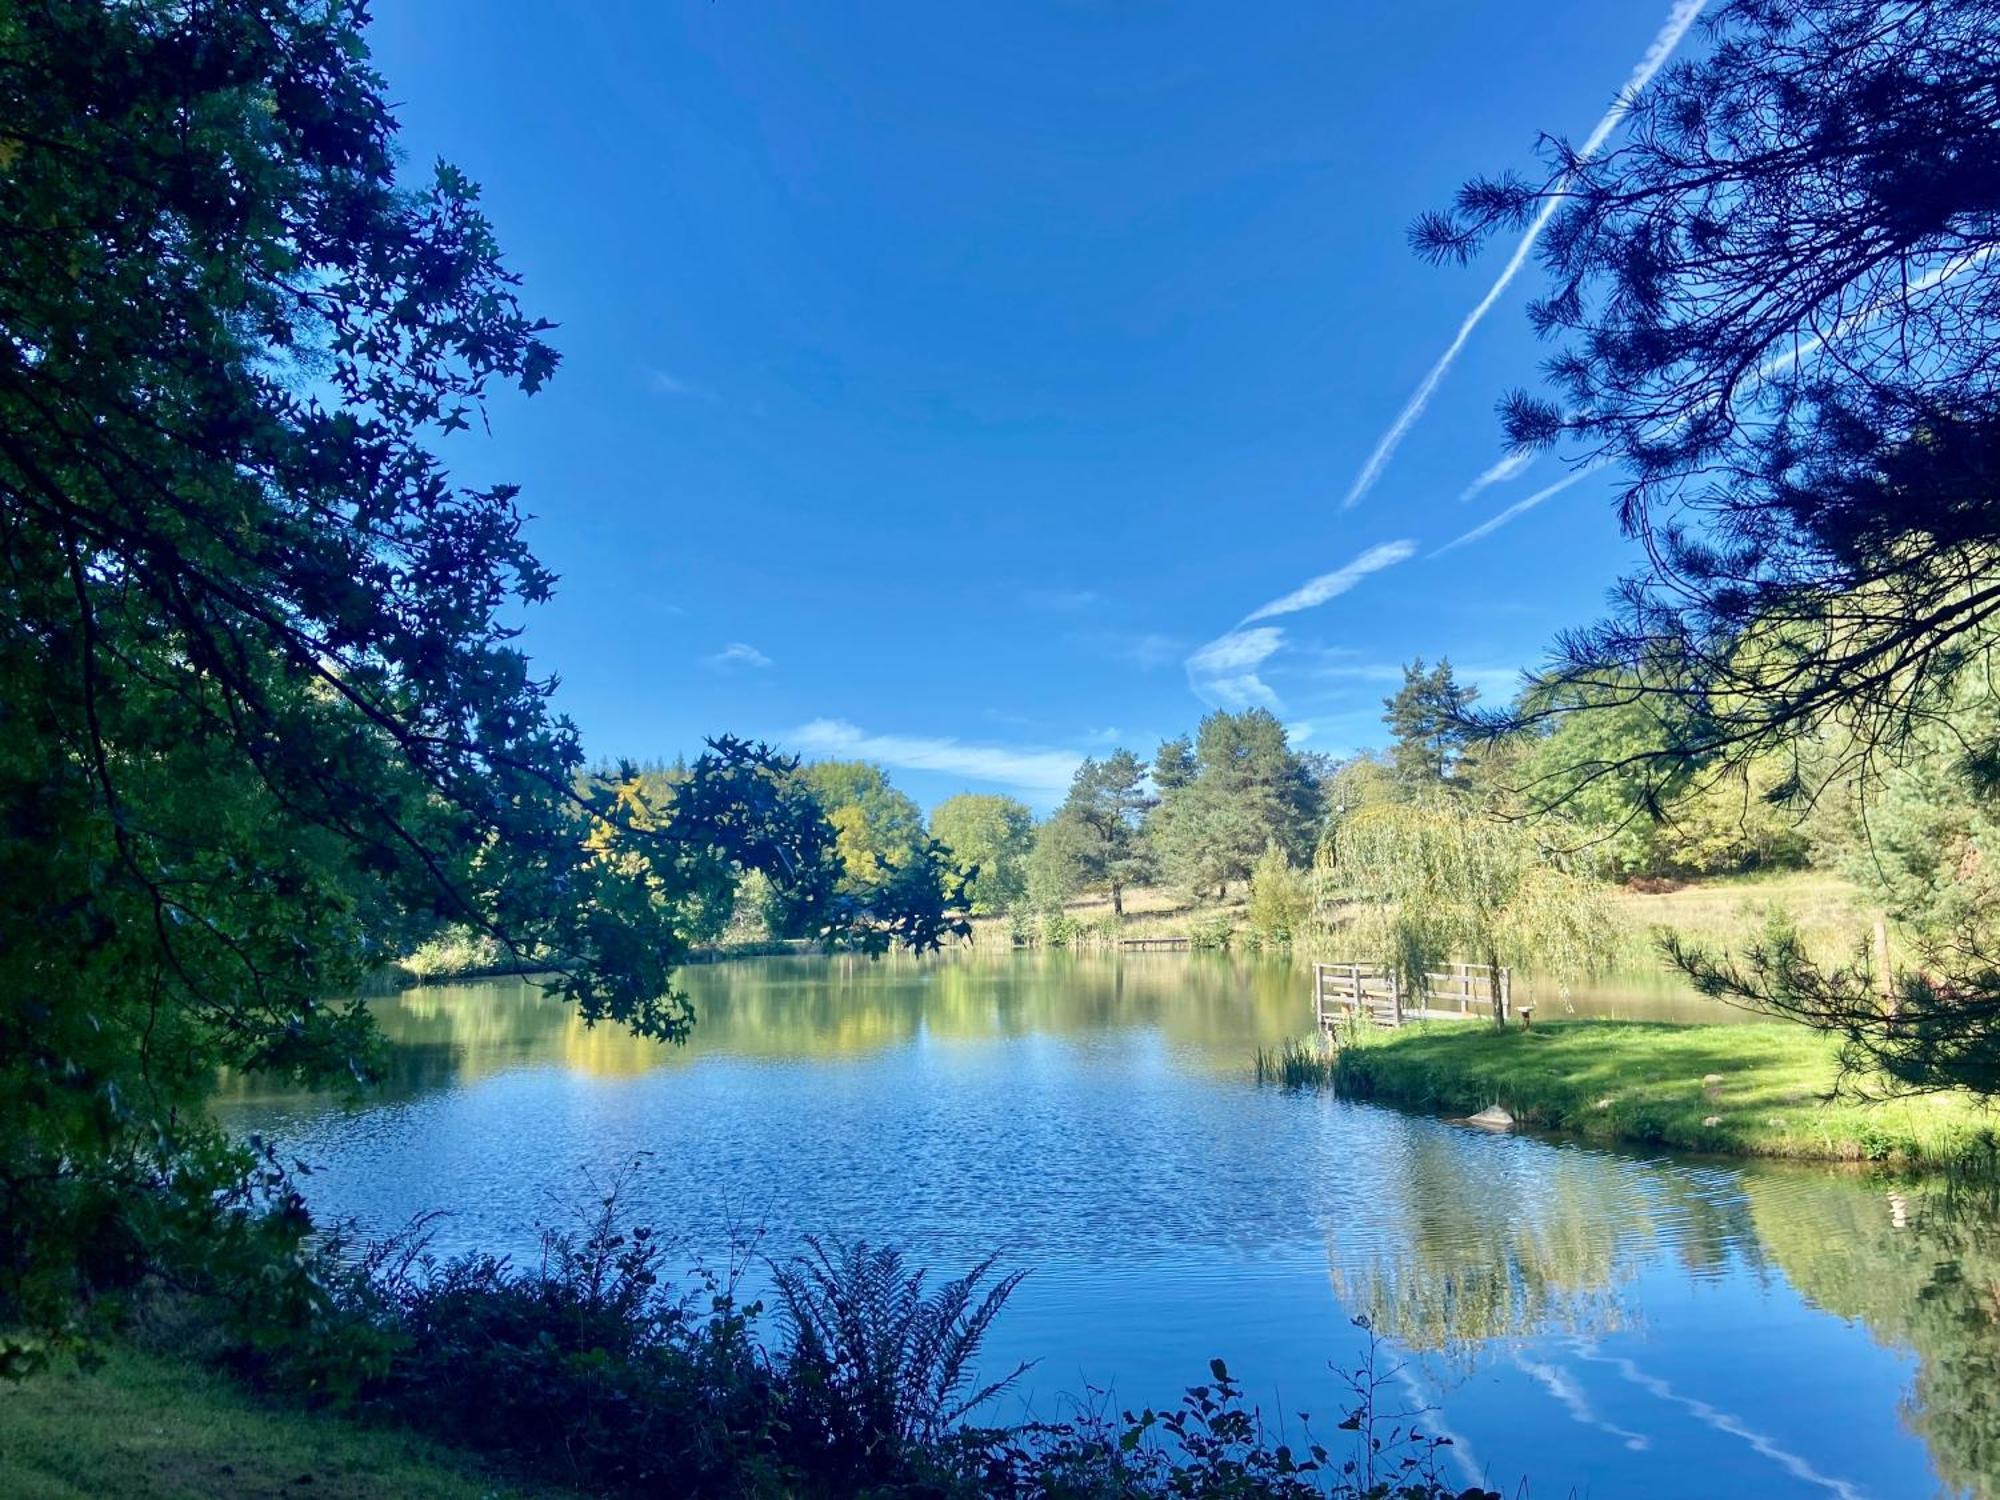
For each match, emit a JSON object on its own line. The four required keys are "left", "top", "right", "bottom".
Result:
{"left": 771, "top": 1237, "right": 1028, "bottom": 1488}
{"left": 225, "top": 1178, "right": 1507, "bottom": 1499}
{"left": 1249, "top": 844, "right": 1313, "bottom": 946}
{"left": 1189, "top": 914, "right": 1236, "bottom": 951}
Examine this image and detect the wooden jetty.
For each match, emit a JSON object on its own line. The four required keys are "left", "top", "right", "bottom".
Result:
{"left": 1121, "top": 935, "right": 1190, "bottom": 952}
{"left": 1312, "top": 960, "right": 1516, "bottom": 1031}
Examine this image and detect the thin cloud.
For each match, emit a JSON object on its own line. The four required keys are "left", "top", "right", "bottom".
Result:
{"left": 1080, "top": 629, "right": 1185, "bottom": 670}
{"left": 1342, "top": 0, "right": 1707, "bottom": 509}
{"left": 786, "top": 719, "right": 1083, "bottom": 793}
{"left": 1435, "top": 241, "right": 2000, "bottom": 554}
{"left": 1022, "top": 587, "right": 1102, "bottom": 613}
{"left": 705, "top": 641, "right": 773, "bottom": 670}
{"left": 1459, "top": 448, "right": 1535, "bottom": 501}
{"left": 1435, "top": 462, "right": 1607, "bottom": 554}
{"left": 649, "top": 368, "right": 718, "bottom": 401}
{"left": 1185, "top": 626, "right": 1286, "bottom": 712}
{"left": 1242, "top": 540, "right": 1417, "bottom": 624}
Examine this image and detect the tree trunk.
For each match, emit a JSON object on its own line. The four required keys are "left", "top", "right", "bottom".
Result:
{"left": 1111, "top": 882, "right": 1124, "bottom": 918}
{"left": 1489, "top": 949, "right": 1507, "bottom": 1030}
{"left": 1874, "top": 915, "right": 1896, "bottom": 1017}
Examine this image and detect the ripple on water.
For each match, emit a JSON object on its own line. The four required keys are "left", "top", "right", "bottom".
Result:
{"left": 215, "top": 956, "right": 1996, "bottom": 1500}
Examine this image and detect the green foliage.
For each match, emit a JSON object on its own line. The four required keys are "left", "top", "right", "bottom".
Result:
{"left": 0, "top": 0, "right": 967, "bottom": 1358}
{"left": 930, "top": 793, "right": 1036, "bottom": 915}
{"left": 800, "top": 761, "right": 929, "bottom": 896}
{"left": 1323, "top": 801, "right": 1614, "bottom": 1005}
{"left": 1426, "top": 0, "right": 2000, "bottom": 1094}
{"left": 1247, "top": 843, "right": 1313, "bottom": 947}
{"left": 772, "top": 1237, "right": 1028, "bottom": 1471}
{"left": 1382, "top": 660, "right": 1479, "bottom": 792}
{"left": 1188, "top": 914, "right": 1236, "bottom": 951}
{"left": 1039, "top": 750, "right": 1156, "bottom": 915}
{"left": 228, "top": 1182, "right": 1497, "bottom": 1499}
{"left": 1519, "top": 687, "right": 1810, "bottom": 879}
{"left": 1151, "top": 711, "right": 1322, "bottom": 899}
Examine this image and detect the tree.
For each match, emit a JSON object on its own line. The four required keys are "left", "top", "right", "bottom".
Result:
{"left": 1519, "top": 688, "right": 1810, "bottom": 880}
{"left": 1322, "top": 802, "right": 1613, "bottom": 1025}
{"left": 928, "top": 794, "right": 1035, "bottom": 915}
{"left": 0, "top": 1, "right": 964, "bottom": 1355}
{"left": 1383, "top": 659, "right": 1479, "bottom": 791}
{"left": 1040, "top": 751, "right": 1155, "bottom": 917}
{"left": 1247, "top": 842, "right": 1313, "bottom": 946}
{"left": 1150, "top": 711, "right": 1322, "bottom": 898}
{"left": 798, "top": 762, "right": 928, "bottom": 898}
{"left": 1423, "top": 0, "right": 2000, "bottom": 1088}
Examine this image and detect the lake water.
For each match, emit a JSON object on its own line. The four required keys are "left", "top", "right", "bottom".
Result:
{"left": 216, "top": 952, "right": 2000, "bottom": 1499}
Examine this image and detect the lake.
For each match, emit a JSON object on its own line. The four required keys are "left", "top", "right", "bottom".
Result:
{"left": 216, "top": 951, "right": 2000, "bottom": 1499}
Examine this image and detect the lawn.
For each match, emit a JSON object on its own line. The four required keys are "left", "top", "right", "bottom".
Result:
{"left": 1285, "top": 1020, "right": 2000, "bottom": 1166}
{"left": 0, "top": 1344, "right": 554, "bottom": 1500}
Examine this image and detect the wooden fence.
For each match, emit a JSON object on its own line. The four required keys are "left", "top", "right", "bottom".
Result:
{"left": 1313, "top": 960, "right": 1511, "bottom": 1031}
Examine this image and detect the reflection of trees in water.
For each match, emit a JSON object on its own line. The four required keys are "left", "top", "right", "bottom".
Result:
{"left": 1325, "top": 1139, "right": 1766, "bottom": 1360}
{"left": 217, "top": 953, "right": 1315, "bottom": 1106}
{"left": 334, "top": 956, "right": 1304, "bottom": 1096}
{"left": 1743, "top": 1169, "right": 2000, "bottom": 1500}
{"left": 1327, "top": 1139, "right": 1643, "bottom": 1358}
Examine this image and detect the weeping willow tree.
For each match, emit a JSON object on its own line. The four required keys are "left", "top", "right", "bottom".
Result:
{"left": 1318, "top": 800, "right": 1614, "bottom": 1023}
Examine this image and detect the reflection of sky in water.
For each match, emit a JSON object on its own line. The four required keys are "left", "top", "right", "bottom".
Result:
{"left": 217, "top": 954, "right": 1997, "bottom": 1500}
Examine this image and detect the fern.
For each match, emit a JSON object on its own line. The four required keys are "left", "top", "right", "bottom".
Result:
{"left": 772, "top": 1235, "right": 1030, "bottom": 1467}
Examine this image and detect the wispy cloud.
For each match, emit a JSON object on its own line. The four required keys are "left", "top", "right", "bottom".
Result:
{"left": 785, "top": 719, "right": 1083, "bottom": 793}
{"left": 1022, "top": 587, "right": 1102, "bottom": 614}
{"left": 1185, "top": 626, "right": 1287, "bottom": 711}
{"left": 1436, "top": 240, "right": 2000, "bottom": 554}
{"left": 649, "top": 368, "right": 718, "bottom": 402}
{"left": 1342, "top": 0, "right": 1708, "bottom": 509}
{"left": 705, "top": 641, "right": 773, "bottom": 670}
{"left": 1242, "top": 541, "right": 1417, "bottom": 624}
{"left": 1435, "top": 462, "right": 1606, "bottom": 553}
{"left": 1459, "top": 448, "right": 1536, "bottom": 501}
{"left": 1081, "top": 629, "right": 1185, "bottom": 671}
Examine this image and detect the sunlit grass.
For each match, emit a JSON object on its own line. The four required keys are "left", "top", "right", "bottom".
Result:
{"left": 1272, "top": 1020, "right": 2000, "bottom": 1167}
{"left": 1603, "top": 871, "right": 1877, "bottom": 968}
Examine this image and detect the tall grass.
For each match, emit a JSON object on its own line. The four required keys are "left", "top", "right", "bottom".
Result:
{"left": 1254, "top": 1035, "right": 1340, "bottom": 1088}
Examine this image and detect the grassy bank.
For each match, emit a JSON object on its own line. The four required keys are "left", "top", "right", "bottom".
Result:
{"left": 0, "top": 1345, "right": 551, "bottom": 1500}
{"left": 1262, "top": 1020, "right": 2000, "bottom": 1167}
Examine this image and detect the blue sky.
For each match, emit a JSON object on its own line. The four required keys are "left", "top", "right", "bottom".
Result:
{"left": 368, "top": 1, "right": 1704, "bottom": 810}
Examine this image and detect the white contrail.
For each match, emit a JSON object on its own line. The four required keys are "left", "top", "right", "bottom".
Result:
{"left": 1433, "top": 238, "right": 2000, "bottom": 553}
{"left": 1459, "top": 448, "right": 1535, "bottom": 501}
{"left": 1242, "top": 540, "right": 1417, "bottom": 624}
{"left": 1433, "top": 462, "right": 1608, "bottom": 554}
{"left": 1342, "top": 0, "right": 1708, "bottom": 509}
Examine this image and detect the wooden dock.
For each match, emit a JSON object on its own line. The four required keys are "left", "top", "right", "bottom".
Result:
{"left": 1121, "top": 935, "right": 1190, "bottom": 952}
{"left": 1312, "top": 961, "right": 1513, "bottom": 1031}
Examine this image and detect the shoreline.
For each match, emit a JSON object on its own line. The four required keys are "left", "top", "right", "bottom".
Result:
{"left": 1261, "top": 1020, "right": 2000, "bottom": 1170}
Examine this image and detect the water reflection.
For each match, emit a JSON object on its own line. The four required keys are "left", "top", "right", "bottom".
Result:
{"left": 217, "top": 948, "right": 1748, "bottom": 1110}
{"left": 214, "top": 953, "right": 2000, "bottom": 1499}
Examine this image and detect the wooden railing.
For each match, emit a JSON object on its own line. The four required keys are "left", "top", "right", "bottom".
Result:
{"left": 1313, "top": 961, "right": 1511, "bottom": 1030}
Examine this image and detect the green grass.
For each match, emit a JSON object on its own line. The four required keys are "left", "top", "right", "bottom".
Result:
{"left": 1293, "top": 1020, "right": 2000, "bottom": 1166}
{"left": 0, "top": 1345, "right": 555, "bottom": 1500}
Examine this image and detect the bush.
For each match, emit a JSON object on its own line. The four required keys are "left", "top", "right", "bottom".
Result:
{"left": 224, "top": 1176, "right": 1506, "bottom": 1499}
{"left": 1189, "top": 915, "right": 1235, "bottom": 951}
{"left": 1249, "top": 844, "right": 1313, "bottom": 947}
